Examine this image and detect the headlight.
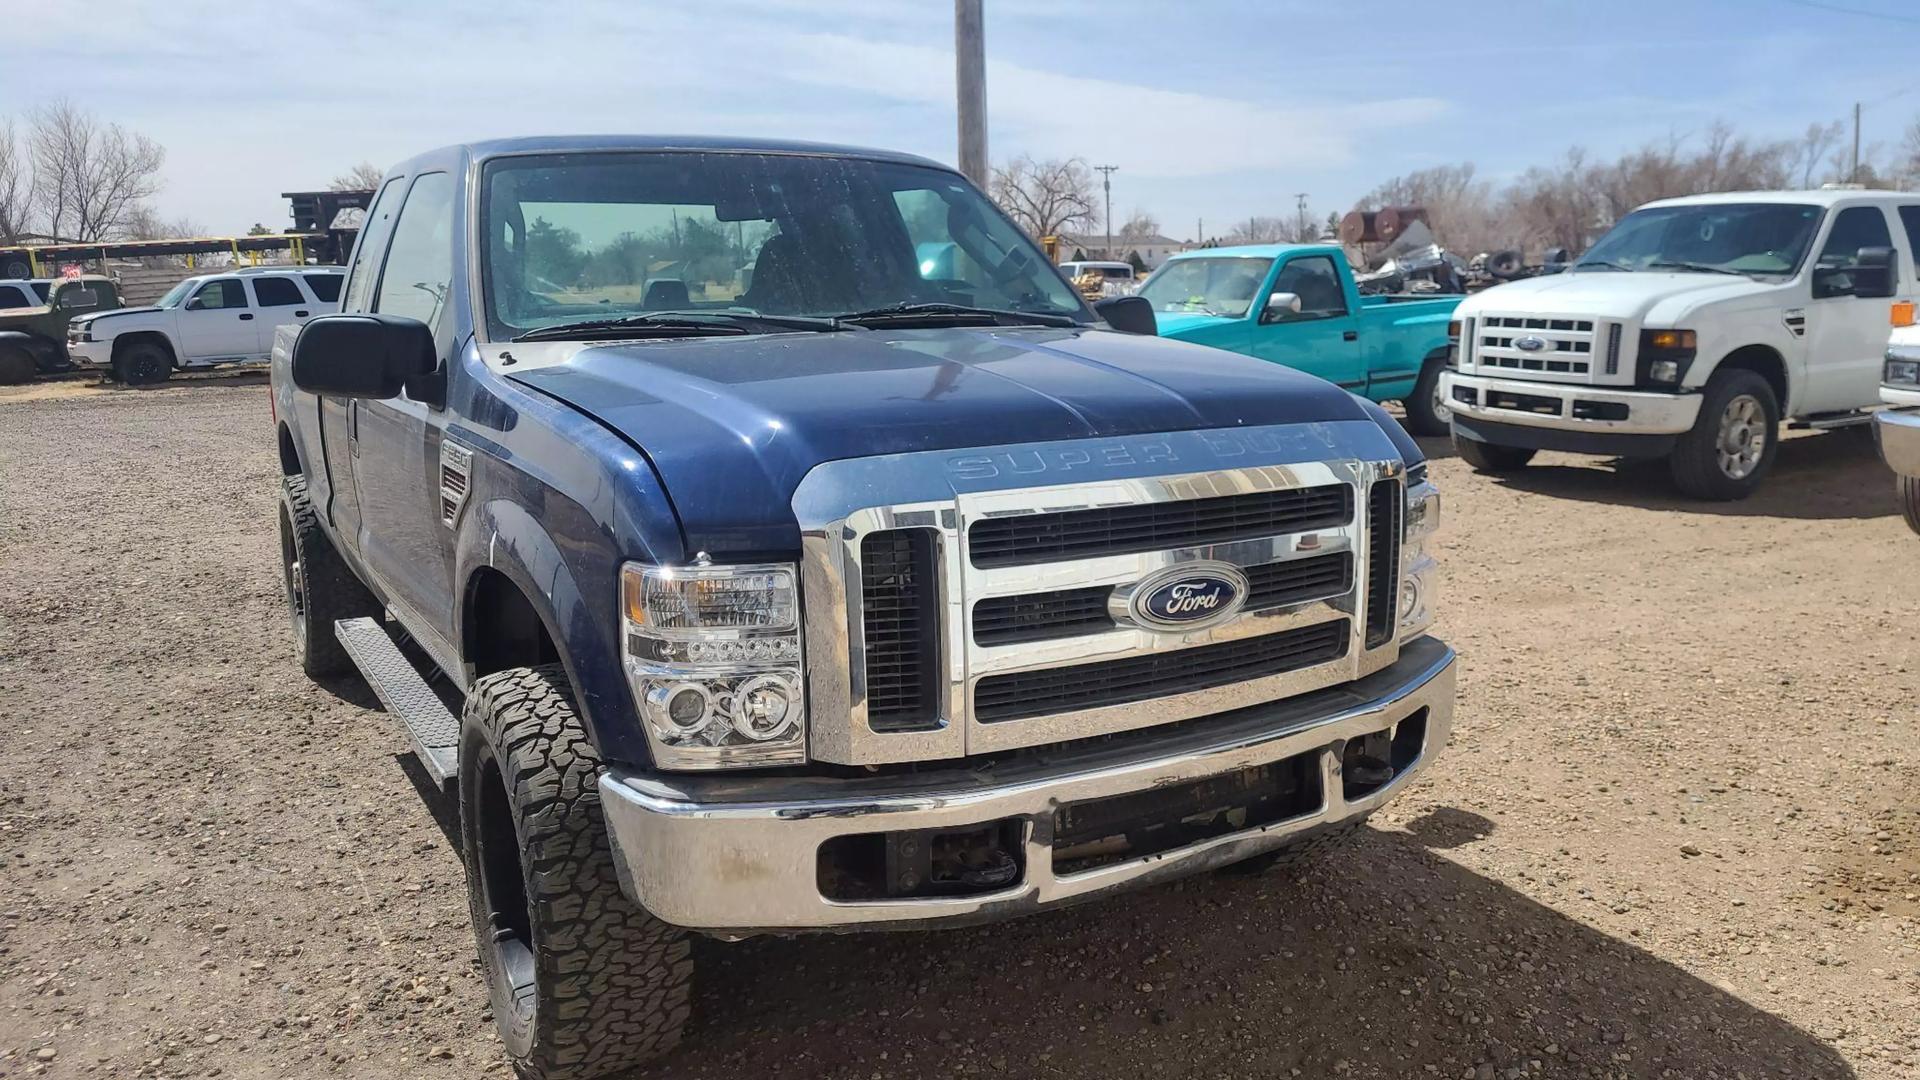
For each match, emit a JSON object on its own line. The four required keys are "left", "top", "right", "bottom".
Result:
{"left": 620, "top": 562, "right": 806, "bottom": 770}
{"left": 1399, "top": 475, "right": 1439, "bottom": 641}
{"left": 1638, "top": 328, "right": 1696, "bottom": 386}
{"left": 1886, "top": 349, "right": 1920, "bottom": 388}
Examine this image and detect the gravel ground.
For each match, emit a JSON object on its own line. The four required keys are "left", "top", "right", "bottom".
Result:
{"left": 1, "top": 376, "right": 1916, "bottom": 1080}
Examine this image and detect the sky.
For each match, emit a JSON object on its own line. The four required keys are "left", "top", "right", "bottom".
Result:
{"left": 5, "top": 0, "right": 1918, "bottom": 242}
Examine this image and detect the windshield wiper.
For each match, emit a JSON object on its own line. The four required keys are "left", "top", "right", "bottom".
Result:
{"left": 1570, "top": 260, "right": 1631, "bottom": 272}
{"left": 833, "top": 302, "right": 1080, "bottom": 328}
{"left": 1646, "top": 260, "right": 1746, "bottom": 277}
{"left": 512, "top": 310, "right": 844, "bottom": 342}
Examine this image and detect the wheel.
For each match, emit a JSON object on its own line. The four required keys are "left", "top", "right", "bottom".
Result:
{"left": 1667, "top": 369, "right": 1778, "bottom": 500}
{"left": 460, "top": 665, "right": 693, "bottom": 1080}
{"left": 1899, "top": 475, "right": 1920, "bottom": 536}
{"left": 0, "top": 344, "right": 33, "bottom": 385}
{"left": 1402, "top": 356, "right": 1452, "bottom": 437}
{"left": 1454, "top": 433, "right": 1536, "bottom": 473}
{"left": 278, "top": 474, "right": 378, "bottom": 678}
{"left": 1217, "top": 817, "right": 1369, "bottom": 877}
{"left": 113, "top": 341, "right": 173, "bottom": 385}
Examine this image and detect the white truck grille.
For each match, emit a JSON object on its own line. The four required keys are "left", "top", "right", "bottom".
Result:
{"left": 1473, "top": 316, "right": 1598, "bottom": 376}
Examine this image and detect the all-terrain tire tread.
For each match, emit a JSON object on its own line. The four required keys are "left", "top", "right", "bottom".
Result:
{"left": 1898, "top": 474, "right": 1920, "bottom": 535}
{"left": 464, "top": 665, "right": 692, "bottom": 1080}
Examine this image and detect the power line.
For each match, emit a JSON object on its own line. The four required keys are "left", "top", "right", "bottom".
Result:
{"left": 1780, "top": 0, "right": 1920, "bottom": 24}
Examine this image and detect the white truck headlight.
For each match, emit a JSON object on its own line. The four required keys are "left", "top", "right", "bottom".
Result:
{"left": 620, "top": 562, "right": 806, "bottom": 770}
{"left": 1400, "top": 475, "right": 1439, "bottom": 641}
{"left": 1886, "top": 351, "right": 1920, "bottom": 388}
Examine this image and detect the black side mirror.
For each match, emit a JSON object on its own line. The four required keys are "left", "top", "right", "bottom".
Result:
{"left": 1094, "top": 295, "right": 1157, "bottom": 335}
{"left": 291, "top": 313, "right": 436, "bottom": 398}
{"left": 1851, "top": 246, "right": 1898, "bottom": 299}
{"left": 184, "top": 296, "right": 205, "bottom": 311}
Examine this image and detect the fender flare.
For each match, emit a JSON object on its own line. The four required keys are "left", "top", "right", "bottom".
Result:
{"left": 0, "top": 329, "right": 58, "bottom": 365}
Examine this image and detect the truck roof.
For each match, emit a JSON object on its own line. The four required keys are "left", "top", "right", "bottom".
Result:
{"left": 1641, "top": 188, "right": 1918, "bottom": 210}
{"left": 1160, "top": 243, "right": 1343, "bottom": 262}
{"left": 395, "top": 135, "right": 956, "bottom": 177}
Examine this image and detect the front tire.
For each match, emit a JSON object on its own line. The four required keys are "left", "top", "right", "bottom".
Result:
{"left": 278, "top": 475, "right": 378, "bottom": 678}
{"left": 460, "top": 666, "right": 693, "bottom": 1080}
{"left": 1402, "top": 356, "right": 1451, "bottom": 437}
{"left": 1668, "top": 369, "right": 1778, "bottom": 501}
{"left": 1455, "top": 433, "right": 1536, "bottom": 473}
{"left": 1899, "top": 475, "right": 1920, "bottom": 535}
{"left": 113, "top": 341, "right": 173, "bottom": 385}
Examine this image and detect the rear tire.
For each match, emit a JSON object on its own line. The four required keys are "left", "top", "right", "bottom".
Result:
{"left": 1403, "top": 356, "right": 1451, "bottom": 437}
{"left": 0, "top": 344, "right": 33, "bottom": 385}
{"left": 1455, "top": 433, "right": 1536, "bottom": 473}
{"left": 278, "top": 475, "right": 378, "bottom": 678}
{"left": 1667, "top": 369, "right": 1778, "bottom": 501}
{"left": 1899, "top": 475, "right": 1920, "bottom": 536}
{"left": 113, "top": 341, "right": 172, "bottom": 385}
{"left": 460, "top": 665, "right": 693, "bottom": 1080}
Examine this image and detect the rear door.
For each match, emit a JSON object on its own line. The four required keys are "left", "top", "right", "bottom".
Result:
{"left": 246, "top": 275, "right": 318, "bottom": 352}
{"left": 1251, "top": 253, "right": 1364, "bottom": 389}
{"left": 175, "top": 278, "right": 257, "bottom": 360}
{"left": 1801, "top": 204, "right": 1897, "bottom": 413}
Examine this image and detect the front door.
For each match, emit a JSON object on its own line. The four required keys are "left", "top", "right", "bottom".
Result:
{"left": 347, "top": 170, "right": 459, "bottom": 636}
{"left": 1801, "top": 205, "right": 1898, "bottom": 414}
{"left": 1251, "top": 254, "right": 1364, "bottom": 389}
{"left": 175, "top": 278, "right": 258, "bottom": 360}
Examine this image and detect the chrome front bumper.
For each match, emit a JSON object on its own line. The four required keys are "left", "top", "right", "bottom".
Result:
{"left": 599, "top": 637, "right": 1454, "bottom": 935}
{"left": 1443, "top": 371, "right": 1702, "bottom": 435}
{"left": 1876, "top": 408, "right": 1920, "bottom": 477}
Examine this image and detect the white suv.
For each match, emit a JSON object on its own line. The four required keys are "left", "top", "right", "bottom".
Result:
{"left": 68, "top": 267, "right": 345, "bottom": 384}
{"left": 1444, "top": 189, "right": 1918, "bottom": 499}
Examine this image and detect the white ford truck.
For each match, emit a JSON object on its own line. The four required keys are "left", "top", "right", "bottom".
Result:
{"left": 1444, "top": 190, "right": 1918, "bottom": 499}
{"left": 1878, "top": 301, "right": 1920, "bottom": 531}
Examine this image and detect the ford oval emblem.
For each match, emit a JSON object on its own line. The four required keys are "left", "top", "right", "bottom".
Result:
{"left": 1514, "top": 335, "right": 1547, "bottom": 352}
{"left": 1125, "top": 563, "right": 1249, "bottom": 631}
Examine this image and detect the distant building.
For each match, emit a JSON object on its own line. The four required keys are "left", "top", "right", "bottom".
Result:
{"left": 1057, "top": 232, "right": 1194, "bottom": 270}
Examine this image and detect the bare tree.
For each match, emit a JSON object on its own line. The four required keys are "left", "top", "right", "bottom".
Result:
{"left": 330, "top": 161, "right": 386, "bottom": 191}
{"left": 121, "top": 205, "right": 206, "bottom": 241}
{"left": 989, "top": 155, "right": 1098, "bottom": 240}
{"left": 1790, "top": 120, "right": 1845, "bottom": 188}
{"left": 1223, "top": 216, "right": 1290, "bottom": 244}
{"left": 26, "top": 100, "right": 166, "bottom": 243}
{"left": 1117, "top": 210, "right": 1160, "bottom": 242}
{"left": 1895, "top": 115, "right": 1920, "bottom": 191}
{"left": 1358, "top": 163, "right": 1502, "bottom": 253}
{"left": 0, "top": 119, "right": 29, "bottom": 244}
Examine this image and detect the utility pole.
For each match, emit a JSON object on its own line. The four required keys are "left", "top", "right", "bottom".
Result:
{"left": 1095, "top": 164, "right": 1119, "bottom": 258}
{"left": 954, "top": 0, "right": 987, "bottom": 187}
{"left": 1294, "top": 192, "right": 1310, "bottom": 241}
{"left": 1850, "top": 101, "right": 1861, "bottom": 183}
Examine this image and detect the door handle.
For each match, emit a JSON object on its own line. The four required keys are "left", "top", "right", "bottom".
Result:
{"left": 295, "top": 310, "right": 310, "bottom": 318}
{"left": 238, "top": 313, "right": 255, "bottom": 321}
{"left": 1342, "top": 330, "right": 1357, "bottom": 341}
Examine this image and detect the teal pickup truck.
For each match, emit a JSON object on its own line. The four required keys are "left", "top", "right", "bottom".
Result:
{"left": 1138, "top": 243, "right": 1461, "bottom": 435}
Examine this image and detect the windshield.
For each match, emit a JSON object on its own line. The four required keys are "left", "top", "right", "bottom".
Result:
{"left": 156, "top": 279, "right": 198, "bottom": 308}
{"left": 1574, "top": 203, "right": 1823, "bottom": 277}
{"left": 1135, "top": 257, "right": 1273, "bottom": 317}
{"left": 480, "top": 152, "right": 1087, "bottom": 340}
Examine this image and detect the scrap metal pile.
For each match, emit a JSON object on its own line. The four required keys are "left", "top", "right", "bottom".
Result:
{"left": 1338, "top": 207, "right": 1569, "bottom": 295}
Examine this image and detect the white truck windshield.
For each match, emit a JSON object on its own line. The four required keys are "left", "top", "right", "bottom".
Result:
{"left": 1573, "top": 203, "right": 1822, "bottom": 277}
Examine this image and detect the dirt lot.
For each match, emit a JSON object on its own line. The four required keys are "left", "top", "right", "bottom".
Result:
{"left": 1, "top": 376, "right": 1916, "bottom": 1080}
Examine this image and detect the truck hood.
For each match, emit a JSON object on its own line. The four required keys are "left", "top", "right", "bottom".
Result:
{"left": 1151, "top": 311, "right": 1238, "bottom": 337}
{"left": 72, "top": 306, "right": 162, "bottom": 326}
{"left": 1462, "top": 271, "right": 1772, "bottom": 320}
{"left": 502, "top": 326, "right": 1389, "bottom": 556}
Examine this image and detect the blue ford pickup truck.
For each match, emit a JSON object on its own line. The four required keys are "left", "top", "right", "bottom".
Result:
{"left": 270, "top": 136, "right": 1454, "bottom": 1079}
{"left": 1139, "top": 243, "right": 1461, "bottom": 436}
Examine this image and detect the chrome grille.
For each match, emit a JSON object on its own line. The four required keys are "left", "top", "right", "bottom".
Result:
{"left": 968, "top": 485, "right": 1351, "bottom": 568}
{"left": 1474, "top": 314, "right": 1597, "bottom": 376}
{"left": 1365, "top": 478, "right": 1402, "bottom": 649}
{"left": 974, "top": 620, "right": 1350, "bottom": 723}
{"left": 859, "top": 529, "right": 941, "bottom": 731}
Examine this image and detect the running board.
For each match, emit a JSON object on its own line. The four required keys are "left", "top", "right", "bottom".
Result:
{"left": 334, "top": 617, "right": 459, "bottom": 789}
{"left": 1792, "top": 411, "right": 1873, "bottom": 430}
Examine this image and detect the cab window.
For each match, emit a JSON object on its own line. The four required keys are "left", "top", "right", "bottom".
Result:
{"left": 1270, "top": 256, "right": 1348, "bottom": 320}
{"left": 373, "top": 172, "right": 455, "bottom": 330}
{"left": 302, "top": 273, "right": 344, "bottom": 303}
{"left": 188, "top": 279, "right": 249, "bottom": 310}
{"left": 55, "top": 287, "right": 100, "bottom": 310}
{"left": 342, "top": 177, "right": 405, "bottom": 313}
{"left": 0, "top": 284, "right": 31, "bottom": 308}
{"left": 251, "top": 276, "right": 305, "bottom": 307}
{"left": 1813, "top": 206, "right": 1893, "bottom": 299}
